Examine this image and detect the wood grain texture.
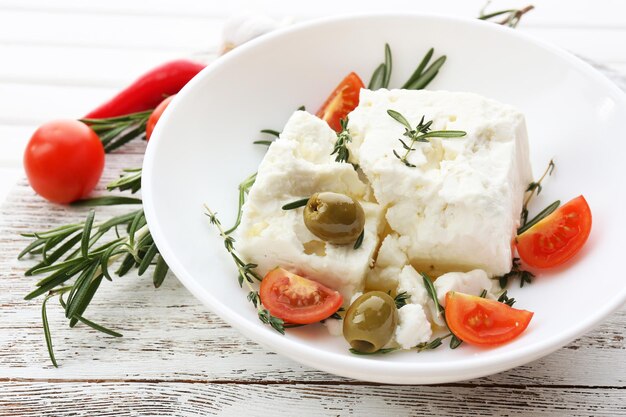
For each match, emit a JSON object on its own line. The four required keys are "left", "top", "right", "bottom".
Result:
{"left": 0, "top": 382, "right": 624, "bottom": 417}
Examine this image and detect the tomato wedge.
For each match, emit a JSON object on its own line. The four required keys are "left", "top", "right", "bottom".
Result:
{"left": 316, "top": 72, "right": 365, "bottom": 132}
{"left": 259, "top": 268, "right": 343, "bottom": 324}
{"left": 445, "top": 292, "right": 533, "bottom": 346}
{"left": 517, "top": 195, "right": 592, "bottom": 269}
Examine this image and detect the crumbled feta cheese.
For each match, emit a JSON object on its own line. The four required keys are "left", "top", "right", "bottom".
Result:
{"left": 434, "top": 269, "right": 494, "bottom": 306}
{"left": 323, "top": 318, "right": 343, "bottom": 337}
{"left": 348, "top": 89, "right": 532, "bottom": 276}
{"left": 237, "top": 111, "right": 384, "bottom": 300}
{"left": 397, "top": 265, "right": 428, "bottom": 306}
{"left": 394, "top": 304, "right": 432, "bottom": 349}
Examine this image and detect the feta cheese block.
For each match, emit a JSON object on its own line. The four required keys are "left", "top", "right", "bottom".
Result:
{"left": 394, "top": 304, "right": 432, "bottom": 349}
{"left": 348, "top": 89, "right": 533, "bottom": 276}
{"left": 237, "top": 111, "right": 384, "bottom": 300}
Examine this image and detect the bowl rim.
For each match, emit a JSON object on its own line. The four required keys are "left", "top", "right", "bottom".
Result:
{"left": 142, "top": 12, "right": 626, "bottom": 384}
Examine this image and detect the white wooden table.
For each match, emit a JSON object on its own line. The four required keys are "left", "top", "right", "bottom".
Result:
{"left": 1, "top": 1, "right": 625, "bottom": 415}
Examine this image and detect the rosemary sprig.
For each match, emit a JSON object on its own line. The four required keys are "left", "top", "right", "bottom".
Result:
{"left": 387, "top": 109, "right": 466, "bottom": 168}
{"left": 520, "top": 159, "right": 556, "bottom": 226}
{"left": 330, "top": 118, "right": 352, "bottom": 163}
{"left": 21, "top": 207, "right": 169, "bottom": 366}
{"left": 479, "top": 2, "right": 535, "bottom": 28}
{"left": 497, "top": 257, "right": 535, "bottom": 289}
{"left": 204, "top": 205, "right": 284, "bottom": 334}
{"left": 224, "top": 172, "right": 257, "bottom": 235}
{"left": 81, "top": 110, "right": 152, "bottom": 153}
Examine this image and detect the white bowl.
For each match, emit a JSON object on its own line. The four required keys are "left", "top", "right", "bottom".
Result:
{"left": 143, "top": 13, "right": 626, "bottom": 384}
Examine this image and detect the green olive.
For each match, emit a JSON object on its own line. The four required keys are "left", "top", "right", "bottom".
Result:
{"left": 303, "top": 192, "right": 365, "bottom": 245}
{"left": 343, "top": 291, "right": 398, "bottom": 353}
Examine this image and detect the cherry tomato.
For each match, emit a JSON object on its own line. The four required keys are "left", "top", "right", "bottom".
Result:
{"left": 445, "top": 292, "right": 534, "bottom": 346}
{"left": 516, "top": 195, "right": 592, "bottom": 269}
{"left": 24, "top": 120, "right": 105, "bottom": 204}
{"left": 259, "top": 267, "right": 343, "bottom": 324}
{"left": 146, "top": 95, "right": 175, "bottom": 140}
{"left": 316, "top": 72, "right": 365, "bottom": 132}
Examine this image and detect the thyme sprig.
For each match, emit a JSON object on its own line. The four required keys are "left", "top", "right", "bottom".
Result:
{"left": 497, "top": 257, "right": 535, "bottom": 289}
{"left": 330, "top": 118, "right": 352, "bottom": 163}
{"left": 521, "top": 159, "right": 556, "bottom": 226}
{"left": 81, "top": 110, "right": 152, "bottom": 153}
{"left": 387, "top": 110, "right": 466, "bottom": 168}
{"left": 224, "top": 172, "right": 257, "bottom": 235}
{"left": 394, "top": 291, "right": 410, "bottom": 309}
{"left": 479, "top": 2, "right": 535, "bottom": 28}
{"left": 204, "top": 205, "right": 284, "bottom": 334}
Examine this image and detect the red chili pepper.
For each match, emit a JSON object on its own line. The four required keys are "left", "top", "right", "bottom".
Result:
{"left": 85, "top": 59, "right": 205, "bottom": 119}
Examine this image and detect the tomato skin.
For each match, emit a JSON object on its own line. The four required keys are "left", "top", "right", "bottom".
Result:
{"left": 516, "top": 195, "right": 592, "bottom": 269}
{"left": 259, "top": 268, "right": 343, "bottom": 325}
{"left": 445, "top": 292, "right": 534, "bottom": 346}
{"left": 24, "top": 120, "right": 105, "bottom": 204}
{"left": 146, "top": 95, "right": 175, "bottom": 140}
{"left": 316, "top": 72, "right": 365, "bottom": 132}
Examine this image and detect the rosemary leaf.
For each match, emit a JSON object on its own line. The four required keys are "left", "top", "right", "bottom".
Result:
{"left": 260, "top": 129, "right": 281, "bottom": 137}
{"left": 368, "top": 63, "right": 386, "bottom": 90}
{"left": 353, "top": 230, "right": 365, "bottom": 250}
{"left": 421, "top": 272, "right": 443, "bottom": 313}
{"left": 517, "top": 200, "right": 560, "bottom": 235}
{"left": 137, "top": 243, "right": 159, "bottom": 276}
{"left": 253, "top": 140, "right": 273, "bottom": 146}
{"left": 404, "top": 55, "right": 447, "bottom": 90}
{"left": 72, "top": 196, "right": 143, "bottom": 207}
{"left": 282, "top": 197, "right": 310, "bottom": 210}
{"left": 402, "top": 48, "right": 434, "bottom": 88}
{"left": 41, "top": 294, "right": 58, "bottom": 368}
{"left": 383, "top": 43, "right": 392, "bottom": 88}
{"left": 59, "top": 295, "right": 122, "bottom": 337}
{"left": 153, "top": 255, "right": 169, "bottom": 288}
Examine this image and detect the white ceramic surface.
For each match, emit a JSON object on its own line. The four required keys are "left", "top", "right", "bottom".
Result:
{"left": 142, "top": 14, "right": 626, "bottom": 384}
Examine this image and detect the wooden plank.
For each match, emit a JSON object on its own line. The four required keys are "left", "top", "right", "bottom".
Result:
{"left": 0, "top": 382, "right": 624, "bottom": 416}
{"left": 1, "top": 0, "right": 626, "bottom": 27}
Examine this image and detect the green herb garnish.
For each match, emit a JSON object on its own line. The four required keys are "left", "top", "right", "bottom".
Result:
{"left": 387, "top": 109, "right": 466, "bottom": 168}
{"left": 204, "top": 206, "right": 284, "bottom": 335}
{"left": 331, "top": 118, "right": 352, "bottom": 163}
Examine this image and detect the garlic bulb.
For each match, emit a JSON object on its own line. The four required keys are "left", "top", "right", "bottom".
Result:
{"left": 220, "top": 13, "right": 292, "bottom": 54}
